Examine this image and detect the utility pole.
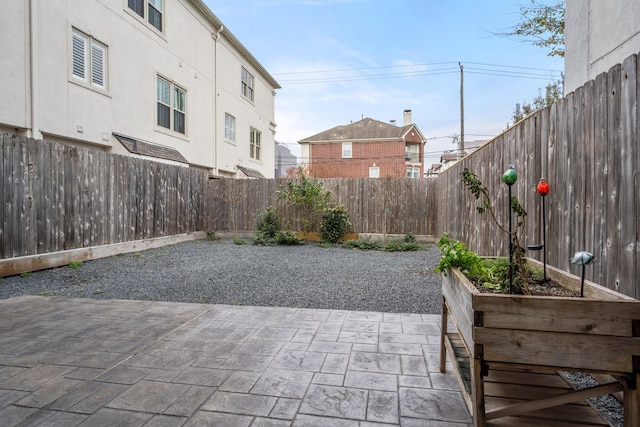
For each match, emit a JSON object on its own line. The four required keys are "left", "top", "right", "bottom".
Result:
{"left": 459, "top": 62, "right": 465, "bottom": 156}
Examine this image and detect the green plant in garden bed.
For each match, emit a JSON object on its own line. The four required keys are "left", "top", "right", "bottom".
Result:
{"left": 319, "top": 204, "right": 352, "bottom": 244}
{"left": 254, "top": 207, "right": 303, "bottom": 246}
{"left": 278, "top": 169, "right": 331, "bottom": 236}
{"left": 436, "top": 233, "right": 545, "bottom": 294}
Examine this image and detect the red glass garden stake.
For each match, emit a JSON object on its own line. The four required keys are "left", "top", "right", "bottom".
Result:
{"left": 537, "top": 178, "right": 550, "bottom": 281}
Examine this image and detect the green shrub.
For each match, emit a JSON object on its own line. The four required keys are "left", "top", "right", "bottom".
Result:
{"left": 206, "top": 231, "right": 221, "bottom": 241}
{"left": 342, "top": 238, "right": 382, "bottom": 251}
{"left": 278, "top": 171, "right": 331, "bottom": 234}
{"left": 319, "top": 205, "right": 352, "bottom": 244}
{"left": 404, "top": 233, "right": 416, "bottom": 243}
{"left": 383, "top": 240, "right": 422, "bottom": 252}
{"left": 68, "top": 261, "right": 83, "bottom": 269}
{"left": 275, "top": 231, "right": 303, "bottom": 245}
{"left": 233, "top": 237, "right": 248, "bottom": 245}
{"left": 256, "top": 206, "right": 282, "bottom": 239}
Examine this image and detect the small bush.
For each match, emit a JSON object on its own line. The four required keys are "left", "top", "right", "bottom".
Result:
{"left": 207, "top": 231, "right": 221, "bottom": 241}
{"left": 384, "top": 240, "right": 422, "bottom": 252}
{"left": 233, "top": 237, "right": 248, "bottom": 245}
{"left": 404, "top": 233, "right": 416, "bottom": 243}
{"left": 342, "top": 238, "right": 382, "bottom": 251}
{"left": 68, "top": 261, "right": 83, "bottom": 269}
{"left": 319, "top": 205, "right": 352, "bottom": 244}
{"left": 256, "top": 206, "right": 282, "bottom": 239}
{"left": 275, "top": 231, "right": 303, "bottom": 245}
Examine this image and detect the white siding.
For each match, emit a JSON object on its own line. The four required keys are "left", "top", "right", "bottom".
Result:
{"left": 565, "top": 0, "right": 640, "bottom": 93}
{"left": 0, "top": 0, "right": 278, "bottom": 178}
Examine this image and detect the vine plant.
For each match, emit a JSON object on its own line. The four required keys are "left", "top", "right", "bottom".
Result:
{"left": 460, "top": 168, "right": 530, "bottom": 294}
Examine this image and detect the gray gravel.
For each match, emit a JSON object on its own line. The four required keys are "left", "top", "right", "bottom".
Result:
{"left": 0, "top": 238, "right": 623, "bottom": 425}
{"left": 0, "top": 239, "right": 443, "bottom": 314}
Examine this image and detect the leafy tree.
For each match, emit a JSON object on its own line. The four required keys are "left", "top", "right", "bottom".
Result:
{"left": 505, "top": 0, "right": 565, "bottom": 58}
{"left": 512, "top": 79, "right": 563, "bottom": 124}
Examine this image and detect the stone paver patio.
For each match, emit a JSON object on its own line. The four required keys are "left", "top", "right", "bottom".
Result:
{"left": 0, "top": 296, "right": 471, "bottom": 426}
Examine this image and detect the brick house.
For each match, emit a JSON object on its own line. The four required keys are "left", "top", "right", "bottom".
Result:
{"left": 298, "top": 110, "right": 426, "bottom": 178}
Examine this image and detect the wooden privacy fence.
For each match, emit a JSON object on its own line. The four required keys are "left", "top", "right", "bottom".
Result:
{"left": 436, "top": 54, "right": 640, "bottom": 299}
{"left": 0, "top": 135, "right": 213, "bottom": 259}
{"left": 209, "top": 177, "right": 436, "bottom": 236}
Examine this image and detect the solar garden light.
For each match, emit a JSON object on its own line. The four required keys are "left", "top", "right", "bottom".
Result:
{"left": 570, "top": 251, "right": 595, "bottom": 297}
{"left": 502, "top": 165, "right": 517, "bottom": 293}
{"left": 527, "top": 178, "right": 550, "bottom": 281}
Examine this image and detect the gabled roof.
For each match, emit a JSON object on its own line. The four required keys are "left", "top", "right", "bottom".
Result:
{"left": 114, "top": 133, "right": 188, "bottom": 164}
{"left": 299, "top": 118, "right": 425, "bottom": 143}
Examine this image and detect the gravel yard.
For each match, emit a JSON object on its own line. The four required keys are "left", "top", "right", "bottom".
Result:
{"left": 0, "top": 239, "right": 443, "bottom": 314}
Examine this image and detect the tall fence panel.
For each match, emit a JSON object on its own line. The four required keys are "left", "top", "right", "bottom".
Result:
{"left": 435, "top": 54, "right": 639, "bottom": 299}
{"left": 0, "top": 135, "right": 214, "bottom": 258}
{"left": 209, "top": 177, "right": 437, "bottom": 236}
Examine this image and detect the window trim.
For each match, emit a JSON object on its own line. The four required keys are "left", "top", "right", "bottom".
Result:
{"left": 241, "top": 67, "right": 255, "bottom": 102}
{"left": 156, "top": 75, "right": 187, "bottom": 135}
{"left": 250, "top": 127, "right": 261, "bottom": 161}
{"left": 369, "top": 166, "right": 380, "bottom": 178}
{"left": 342, "top": 142, "right": 352, "bottom": 159}
{"left": 126, "top": 0, "right": 164, "bottom": 34}
{"left": 406, "top": 167, "right": 420, "bottom": 179}
{"left": 224, "top": 113, "right": 236, "bottom": 144}
{"left": 71, "top": 28, "right": 108, "bottom": 91}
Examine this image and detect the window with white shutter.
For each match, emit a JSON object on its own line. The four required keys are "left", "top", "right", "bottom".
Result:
{"left": 71, "top": 28, "right": 108, "bottom": 90}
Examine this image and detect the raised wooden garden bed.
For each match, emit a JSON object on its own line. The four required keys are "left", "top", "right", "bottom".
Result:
{"left": 440, "top": 258, "right": 640, "bottom": 426}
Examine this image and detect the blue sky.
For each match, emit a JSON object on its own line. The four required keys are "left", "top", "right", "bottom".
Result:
{"left": 204, "top": 0, "right": 564, "bottom": 165}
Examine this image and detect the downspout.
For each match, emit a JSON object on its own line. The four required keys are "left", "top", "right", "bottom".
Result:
{"left": 212, "top": 25, "right": 224, "bottom": 176}
{"left": 29, "top": 0, "right": 41, "bottom": 139}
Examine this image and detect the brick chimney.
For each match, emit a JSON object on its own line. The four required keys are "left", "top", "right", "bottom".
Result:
{"left": 403, "top": 109, "right": 412, "bottom": 126}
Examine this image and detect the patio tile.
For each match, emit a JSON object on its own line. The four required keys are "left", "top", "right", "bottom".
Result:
{"left": 401, "top": 355, "right": 429, "bottom": 376}
{"left": 312, "top": 372, "right": 344, "bottom": 386}
{"left": 338, "top": 331, "right": 378, "bottom": 344}
{"left": 270, "top": 350, "right": 325, "bottom": 371}
{"left": 93, "top": 365, "right": 150, "bottom": 385}
{"left": 0, "top": 405, "right": 38, "bottom": 426}
{"left": 321, "top": 353, "right": 349, "bottom": 374}
{"left": 200, "top": 390, "right": 277, "bottom": 416}
{"left": 379, "top": 332, "right": 429, "bottom": 344}
{"left": 15, "top": 377, "right": 84, "bottom": 408}
{"left": 218, "top": 370, "right": 263, "bottom": 392}
{"left": 235, "top": 339, "right": 285, "bottom": 356}
{"left": 251, "top": 417, "right": 291, "bottom": 427}
{"left": 367, "top": 390, "right": 399, "bottom": 424}
{"left": 0, "top": 364, "right": 76, "bottom": 391}
{"left": 163, "top": 385, "right": 215, "bottom": 417}
{"left": 220, "top": 354, "right": 274, "bottom": 372}
{"left": 292, "top": 414, "right": 360, "bottom": 426}
{"left": 78, "top": 407, "right": 153, "bottom": 425}
{"left": 349, "top": 352, "right": 401, "bottom": 374}
{"left": 379, "top": 342, "right": 423, "bottom": 355}
{"left": 269, "top": 397, "right": 301, "bottom": 419}
{"left": 184, "top": 410, "right": 253, "bottom": 426}
{"left": 307, "top": 340, "right": 351, "bottom": 354}
{"left": 251, "top": 327, "right": 298, "bottom": 341}
{"left": 344, "top": 370, "right": 397, "bottom": 391}
{"left": 15, "top": 408, "right": 87, "bottom": 426}
{"left": 107, "top": 380, "right": 190, "bottom": 413}
{"left": 399, "top": 387, "right": 471, "bottom": 423}
{"left": 399, "top": 375, "right": 432, "bottom": 389}
{"left": 251, "top": 368, "right": 314, "bottom": 398}
{"left": 170, "top": 367, "right": 231, "bottom": 387}
{"left": 145, "top": 414, "right": 189, "bottom": 426}
{"left": 299, "top": 384, "right": 368, "bottom": 419}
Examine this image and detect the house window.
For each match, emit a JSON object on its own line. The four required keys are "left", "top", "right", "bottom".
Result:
{"left": 369, "top": 166, "right": 380, "bottom": 178}
{"left": 250, "top": 128, "right": 261, "bottom": 160}
{"left": 407, "top": 167, "right": 420, "bottom": 179}
{"left": 128, "top": 0, "right": 163, "bottom": 32}
{"left": 241, "top": 67, "right": 254, "bottom": 102}
{"left": 156, "top": 76, "right": 186, "bottom": 134}
{"left": 342, "top": 142, "right": 352, "bottom": 158}
{"left": 225, "top": 113, "right": 236, "bottom": 142}
{"left": 406, "top": 144, "right": 419, "bottom": 163}
{"left": 71, "top": 28, "right": 107, "bottom": 89}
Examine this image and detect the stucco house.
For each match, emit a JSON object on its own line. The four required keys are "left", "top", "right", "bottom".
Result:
{"left": 0, "top": 0, "right": 280, "bottom": 178}
{"left": 565, "top": 0, "right": 640, "bottom": 93}
{"left": 298, "top": 110, "right": 426, "bottom": 178}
